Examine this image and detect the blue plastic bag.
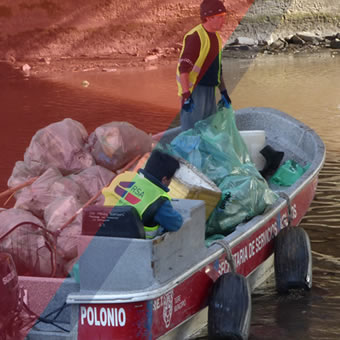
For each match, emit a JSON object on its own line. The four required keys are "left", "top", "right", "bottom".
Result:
{"left": 168, "top": 105, "right": 278, "bottom": 236}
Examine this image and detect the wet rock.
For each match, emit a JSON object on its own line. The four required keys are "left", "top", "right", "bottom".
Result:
{"left": 144, "top": 55, "right": 158, "bottom": 62}
{"left": 22, "top": 64, "right": 31, "bottom": 77}
{"left": 296, "top": 32, "right": 323, "bottom": 43}
{"left": 5, "top": 50, "right": 16, "bottom": 64}
{"left": 330, "top": 39, "right": 340, "bottom": 49}
{"left": 39, "top": 57, "right": 51, "bottom": 64}
{"left": 83, "top": 67, "right": 96, "bottom": 72}
{"left": 325, "top": 34, "right": 335, "bottom": 40}
{"left": 151, "top": 47, "right": 161, "bottom": 53}
{"left": 102, "top": 68, "right": 117, "bottom": 72}
{"left": 224, "top": 45, "right": 241, "bottom": 51}
{"left": 325, "top": 40, "right": 332, "bottom": 48}
{"left": 22, "top": 64, "right": 31, "bottom": 71}
{"left": 223, "top": 29, "right": 340, "bottom": 59}
{"left": 239, "top": 45, "right": 252, "bottom": 51}
{"left": 288, "top": 35, "right": 305, "bottom": 45}
{"left": 258, "top": 40, "right": 268, "bottom": 47}
{"left": 233, "top": 37, "right": 257, "bottom": 46}
{"left": 270, "top": 38, "right": 287, "bottom": 49}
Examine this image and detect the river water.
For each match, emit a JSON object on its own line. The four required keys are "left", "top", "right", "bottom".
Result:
{"left": 1, "top": 51, "right": 340, "bottom": 339}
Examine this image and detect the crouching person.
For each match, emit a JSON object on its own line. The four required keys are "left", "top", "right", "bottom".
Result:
{"left": 102, "top": 150, "right": 183, "bottom": 239}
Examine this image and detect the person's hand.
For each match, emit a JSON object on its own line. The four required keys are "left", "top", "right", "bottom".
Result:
{"left": 182, "top": 91, "right": 194, "bottom": 112}
{"left": 220, "top": 89, "right": 232, "bottom": 108}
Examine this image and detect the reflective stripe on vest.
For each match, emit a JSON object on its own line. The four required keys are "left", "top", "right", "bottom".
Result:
{"left": 144, "top": 225, "right": 159, "bottom": 239}
{"left": 102, "top": 171, "right": 170, "bottom": 238}
{"left": 176, "top": 24, "right": 223, "bottom": 96}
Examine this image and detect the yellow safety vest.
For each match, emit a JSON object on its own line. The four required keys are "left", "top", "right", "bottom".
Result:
{"left": 176, "top": 24, "right": 223, "bottom": 96}
{"left": 102, "top": 171, "right": 170, "bottom": 239}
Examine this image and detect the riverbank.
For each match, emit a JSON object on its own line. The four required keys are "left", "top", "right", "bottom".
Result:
{"left": 2, "top": 0, "right": 340, "bottom": 76}
{"left": 3, "top": 50, "right": 180, "bottom": 76}
{"left": 5, "top": 32, "right": 339, "bottom": 77}
{"left": 2, "top": 0, "right": 340, "bottom": 77}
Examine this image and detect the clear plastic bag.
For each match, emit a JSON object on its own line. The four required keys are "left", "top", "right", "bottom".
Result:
{"left": 14, "top": 168, "right": 88, "bottom": 217}
{"left": 170, "top": 106, "right": 251, "bottom": 186}
{"left": 5, "top": 120, "right": 152, "bottom": 277}
{"left": 207, "top": 164, "right": 277, "bottom": 235}
{"left": 86, "top": 121, "right": 152, "bottom": 171}
{"left": 44, "top": 196, "right": 82, "bottom": 263}
{"left": 0, "top": 208, "right": 54, "bottom": 276}
{"left": 68, "top": 165, "right": 115, "bottom": 200}
{"left": 7, "top": 160, "right": 38, "bottom": 188}
{"left": 23, "top": 118, "right": 95, "bottom": 176}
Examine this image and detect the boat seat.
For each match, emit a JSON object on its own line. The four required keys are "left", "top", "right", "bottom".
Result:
{"left": 76, "top": 199, "right": 208, "bottom": 292}
{"left": 82, "top": 205, "right": 145, "bottom": 239}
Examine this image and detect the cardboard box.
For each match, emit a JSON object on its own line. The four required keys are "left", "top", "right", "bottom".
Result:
{"left": 169, "top": 159, "right": 221, "bottom": 220}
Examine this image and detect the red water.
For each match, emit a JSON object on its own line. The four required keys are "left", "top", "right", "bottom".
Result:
{"left": 0, "top": 62, "right": 180, "bottom": 194}
{"left": 2, "top": 55, "right": 340, "bottom": 339}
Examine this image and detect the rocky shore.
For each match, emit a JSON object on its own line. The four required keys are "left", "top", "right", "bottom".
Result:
{"left": 224, "top": 32, "right": 340, "bottom": 59}
{"left": 3, "top": 46, "right": 183, "bottom": 76}
{"left": 8, "top": 30, "right": 340, "bottom": 77}
{"left": 1, "top": 0, "right": 340, "bottom": 75}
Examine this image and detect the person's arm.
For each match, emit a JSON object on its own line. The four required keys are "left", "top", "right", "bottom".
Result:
{"left": 180, "top": 72, "right": 190, "bottom": 95}
{"left": 154, "top": 200, "right": 183, "bottom": 232}
{"left": 179, "top": 72, "right": 192, "bottom": 110}
{"left": 218, "top": 71, "right": 227, "bottom": 92}
{"left": 218, "top": 67, "right": 232, "bottom": 106}
{"left": 178, "top": 32, "right": 200, "bottom": 75}
{"left": 178, "top": 32, "right": 200, "bottom": 105}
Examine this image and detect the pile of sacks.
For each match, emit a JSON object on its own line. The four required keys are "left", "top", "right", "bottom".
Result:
{"left": 167, "top": 105, "right": 278, "bottom": 237}
{"left": 0, "top": 118, "right": 152, "bottom": 277}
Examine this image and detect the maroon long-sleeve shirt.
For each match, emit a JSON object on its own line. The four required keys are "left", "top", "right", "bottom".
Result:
{"left": 178, "top": 28, "right": 221, "bottom": 87}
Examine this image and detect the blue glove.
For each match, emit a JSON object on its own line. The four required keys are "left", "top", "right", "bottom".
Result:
{"left": 182, "top": 92, "right": 194, "bottom": 113}
{"left": 220, "top": 89, "right": 232, "bottom": 108}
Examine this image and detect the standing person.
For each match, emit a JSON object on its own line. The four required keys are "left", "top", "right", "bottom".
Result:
{"left": 102, "top": 150, "right": 183, "bottom": 239}
{"left": 176, "top": 0, "right": 232, "bottom": 131}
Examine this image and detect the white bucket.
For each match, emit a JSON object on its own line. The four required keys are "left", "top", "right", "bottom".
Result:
{"left": 239, "top": 130, "right": 266, "bottom": 171}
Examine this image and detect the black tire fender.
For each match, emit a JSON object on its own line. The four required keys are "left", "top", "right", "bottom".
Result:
{"left": 208, "top": 272, "right": 251, "bottom": 340}
{"left": 274, "top": 226, "right": 312, "bottom": 294}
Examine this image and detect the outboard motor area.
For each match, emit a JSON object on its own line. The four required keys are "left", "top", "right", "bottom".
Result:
{"left": 208, "top": 272, "right": 251, "bottom": 340}
{"left": 0, "top": 252, "right": 20, "bottom": 336}
{"left": 82, "top": 205, "right": 145, "bottom": 238}
{"left": 274, "top": 226, "right": 312, "bottom": 294}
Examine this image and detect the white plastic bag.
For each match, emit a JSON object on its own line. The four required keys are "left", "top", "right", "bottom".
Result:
{"left": 14, "top": 168, "right": 88, "bottom": 217}
{"left": 44, "top": 196, "right": 82, "bottom": 263}
{"left": 87, "top": 122, "right": 152, "bottom": 171}
{"left": 7, "top": 160, "right": 38, "bottom": 188}
{"left": 68, "top": 165, "right": 115, "bottom": 200}
{"left": 24, "top": 118, "right": 95, "bottom": 175}
{"left": 0, "top": 208, "right": 53, "bottom": 276}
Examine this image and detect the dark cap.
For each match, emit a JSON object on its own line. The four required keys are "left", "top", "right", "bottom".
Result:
{"left": 144, "top": 150, "right": 180, "bottom": 182}
{"left": 200, "top": 0, "right": 227, "bottom": 20}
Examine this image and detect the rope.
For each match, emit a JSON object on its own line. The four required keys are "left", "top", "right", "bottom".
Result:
{"left": 211, "top": 239, "right": 236, "bottom": 273}
{"left": 0, "top": 222, "right": 57, "bottom": 277}
{"left": 278, "top": 192, "right": 293, "bottom": 227}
